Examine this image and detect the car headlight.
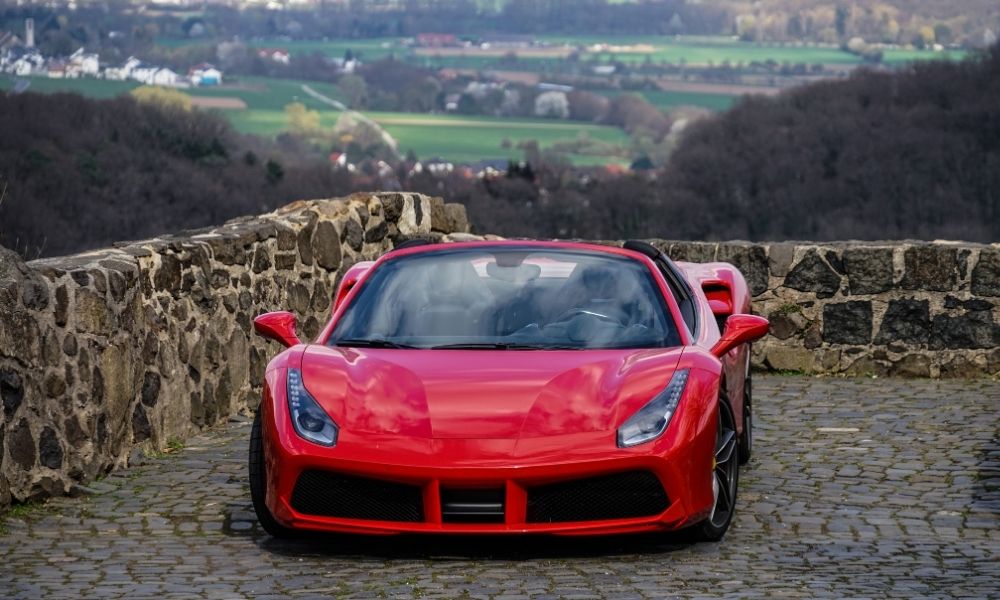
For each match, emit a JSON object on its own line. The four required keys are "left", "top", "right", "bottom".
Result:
{"left": 287, "top": 368, "right": 338, "bottom": 447}
{"left": 617, "top": 369, "right": 689, "bottom": 448}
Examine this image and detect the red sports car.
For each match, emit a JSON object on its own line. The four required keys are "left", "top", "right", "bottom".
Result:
{"left": 250, "top": 240, "right": 768, "bottom": 540}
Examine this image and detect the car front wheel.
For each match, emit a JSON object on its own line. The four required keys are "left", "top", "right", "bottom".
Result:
{"left": 690, "top": 394, "right": 740, "bottom": 542}
{"left": 249, "top": 408, "right": 295, "bottom": 538}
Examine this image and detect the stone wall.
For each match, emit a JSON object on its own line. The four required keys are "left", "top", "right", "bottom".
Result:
{"left": 1, "top": 192, "right": 998, "bottom": 509}
{"left": 0, "top": 192, "right": 469, "bottom": 507}
{"left": 647, "top": 239, "right": 1000, "bottom": 378}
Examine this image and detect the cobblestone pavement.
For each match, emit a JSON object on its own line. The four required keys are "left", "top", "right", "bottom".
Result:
{"left": 1, "top": 376, "right": 998, "bottom": 599}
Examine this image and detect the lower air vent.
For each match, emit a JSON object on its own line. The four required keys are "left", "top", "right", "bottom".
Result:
{"left": 526, "top": 471, "right": 668, "bottom": 523}
{"left": 290, "top": 469, "right": 424, "bottom": 522}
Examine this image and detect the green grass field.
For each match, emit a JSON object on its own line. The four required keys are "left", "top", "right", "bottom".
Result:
{"left": 368, "top": 112, "right": 630, "bottom": 164}
{"left": 227, "top": 108, "right": 630, "bottom": 164}
{"left": 186, "top": 75, "right": 343, "bottom": 110}
{"left": 1, "top": 74, "right": 627, "bottom": 165}
{"left": 0, "top": 74, "right": 341, "bottom": 110}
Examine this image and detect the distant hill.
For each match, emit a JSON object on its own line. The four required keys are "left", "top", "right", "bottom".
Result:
{"left": 659, "top": 44, "right": 1000, "bottom": 242}
{"left": 0, "top": 92, "right": 346, "bottom": 257}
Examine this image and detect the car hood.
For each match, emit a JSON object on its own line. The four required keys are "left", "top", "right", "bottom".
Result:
{"left": 300, "top": 345, "right": 683, "bottom": 439}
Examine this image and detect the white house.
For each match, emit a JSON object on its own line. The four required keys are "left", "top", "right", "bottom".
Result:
{"left": 188, "top": 62, "right": 222, "bottom": 86}
{"left": 149, "top": 67, "right": 182, "bottom": 87}
{"left": 10, "top": 50, "right": 44, "bottom": 76}
{"left": 105, "top": 56, "right": 141, "bottom": 80}
{"left": 66, "top": 48, "right": 100, "bottom": 77}
{"left": 331, "top": 56, "right": 359, "bottom": 73}
{"left": 130, "top": 62, "right": 159, "bottom": 84}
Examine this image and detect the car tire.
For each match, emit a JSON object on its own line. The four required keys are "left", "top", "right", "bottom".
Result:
{"left": 249, "top": 408, "right": 296, "bottom": 539}
{"left": 689, "top": 393, "right": 740, "bottom": 542}
{"left": 738, "top": 372, "right": 752, "bottom": 465}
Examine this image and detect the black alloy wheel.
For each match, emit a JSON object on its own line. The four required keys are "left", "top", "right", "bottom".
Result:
{"left": 691, "top": 394, "right": 740, "bottom": 541}
{"left": 249, "top": 408, "right": 295, "bottom": 538}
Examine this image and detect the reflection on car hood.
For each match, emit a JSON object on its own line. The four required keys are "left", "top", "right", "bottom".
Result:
{"left": 301, "top": 345, "right": 683, "bottom": 439}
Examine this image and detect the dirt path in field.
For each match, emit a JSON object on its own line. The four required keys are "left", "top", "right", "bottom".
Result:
{"left": 300, "top": 84, "right": 349, "bottom": 111}
{"left": 189, "top": 96, "right": 248, "bottom": 109}
{"left": 301, "top": 84, "right": 401, "bottom": 159}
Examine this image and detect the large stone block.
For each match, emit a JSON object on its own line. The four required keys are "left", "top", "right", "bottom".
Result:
{"left": 429, "top": 198, "right": 469, "bottom": 234}
{"left": 75, "top": 288, "right": 112, "bottom": 334}
{"left": 132, "top": 404, "right": 151, "bottom": 443}
{"left": 443, "top": 204, "right": 469, "bottom": 234}
{"left": 38, "top": 427, "right": 63, "bottom": 470}
{"left": 1, "top": 369, "right": 24, "bottom": 419}
{"left": 398, "top": 194, "right": 429, "bottom": 235}
{"left": 929, "top": 312, "right": 998, "bottom": 350}
{"left": 971, "top": 249, "right": 1000, "bottom": 297}
{"left": 843, "top": 247, "right": 893, "bottom": 295}
{"left": 341, "top": 219, "right": 364, "bottom": 251}
{"left": 785, "top": 249, "right": 841, "bottom": 299}
{"left": 939, "top": 356, "right": 985, "bottom": 378}
{"left": 822, "top": 301, "right": 873, "bottom": 345}
{"left": 141, "top": 372, "right": 161, "bottom": 407}
{"left": 767, "top": 310, "right": 807, "bottom": 340}
{"left": 20, "top": 278, "right": 49, "bottom": 311}
{"left": 8, "top": 419, "right": 35, "bottom": 470}
{"left": 666, "top": 242, "right": 716, "bottom": 264}
{"left": 381, "top": 192, "right": 406, "bottom": 223}
{"left": 844, "top": 356, "right": 889, "bottom": 377}
{"left": 900, "top": 245, "right": 957, "bottom": 292}
{"left": 767, "top": 244, "right": 796, "bottom": 278}
{"left": 889, "top": 354, "right": 931, "bottom": 377}
{"left": 874, "top": 299, "right": 930, "bottom": 345}
{"left": 99, "top": 343, "right": 138, "bottom": 449}
{"left": 763, "top": 347, "right": 816, "bottom": 372}
{"left": 153, "top": 255, "right": 182, "bottom": 292}
{"left": 1, "top": 306, "right": 42, "bottom": 363}
{"left": 717, "top": 244, "right": 769, "bottom": 297}
{"left": 312, "top": 221, "right": 342, "bottom": 270}
{"left": 54, "top": 285, "right": 68, "bottom": 326}
{"left": 364, "top": 220, "right": 389, "bottom": 244}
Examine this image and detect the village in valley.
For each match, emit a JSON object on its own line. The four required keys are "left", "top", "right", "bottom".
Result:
{"left": 1, "top": 18, "right": 222, "bottom": 86}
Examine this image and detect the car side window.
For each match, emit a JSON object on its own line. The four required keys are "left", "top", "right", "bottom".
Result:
{"left": 655, "top": 258, "right": 699, "bottom": 338}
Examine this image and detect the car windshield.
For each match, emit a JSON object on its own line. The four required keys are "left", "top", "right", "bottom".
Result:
{"left": 328, "top": 247, "right": 681, "bottom": 350}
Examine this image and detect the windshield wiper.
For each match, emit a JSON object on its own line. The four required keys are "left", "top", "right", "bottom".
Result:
{"left": 429, "top": 343, "right": 582, "bottom": 350}
{"left": 430, "top": 342, "right": 538, "bottom": 350}
{"left": 334, "top": 338, "right": 419, "bottom": 349}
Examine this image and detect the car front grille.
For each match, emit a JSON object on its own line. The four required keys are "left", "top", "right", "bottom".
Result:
{"left": 440, "top": 487, "right": 505, "bottom": 523}
{"left": 290, "top": 469, "right": 424, "bottom": 522}
{"left": 525, "top": 471, "right": 669, "bottom": 523}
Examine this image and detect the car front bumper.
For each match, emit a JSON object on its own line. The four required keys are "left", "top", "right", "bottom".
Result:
{"left": 261, "top": 385, "right": 719, "bottom": 536}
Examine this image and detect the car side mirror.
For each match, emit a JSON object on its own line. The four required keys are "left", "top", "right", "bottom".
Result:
{"left": 710, "top": 314, "right": 769, "bottom": 358}
{"left": 332, "top": 261, "right": 375, "bottom": 313}
{"left": 253, "top": 311, "right": 301, "bottom": 348}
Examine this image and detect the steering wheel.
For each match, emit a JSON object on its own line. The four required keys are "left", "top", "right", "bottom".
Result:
{"left": 551, "top": 307, "right": 625, "bottom": 326}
